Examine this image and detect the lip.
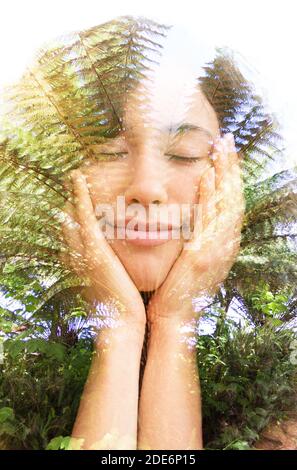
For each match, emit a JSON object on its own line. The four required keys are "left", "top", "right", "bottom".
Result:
{"left": 115, "top": 218, "right": 180, "bottom": 232}
{"left": 105, "top": 219, "right": 181, "bottom": 247}
{"left": 125, "top": 227, "right": 180, "bottom": 246}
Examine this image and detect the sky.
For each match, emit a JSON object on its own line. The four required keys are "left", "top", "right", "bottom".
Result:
{"left": 0, "top": 0, "right": 296, "bottom": 169}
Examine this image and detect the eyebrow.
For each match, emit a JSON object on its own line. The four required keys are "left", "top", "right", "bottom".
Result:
{"left": 123, "top": 123, "right": 212, "bottom": 137}
{"left": 169, "top": 123, "right": 213, "bottom": 138}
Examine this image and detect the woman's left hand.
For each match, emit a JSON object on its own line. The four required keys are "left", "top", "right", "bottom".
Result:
{"left": 147, "top": 133, "right": 245, "bottom": 325}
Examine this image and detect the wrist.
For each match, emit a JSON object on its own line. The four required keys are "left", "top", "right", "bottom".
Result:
{"left": 147, "top": 308, "right": 199, "bottom": 329}
{"left": 83, "top": 287, "right": 146, "bottom": 330}
{"left": 147, "top": 293, "right": 213, "bottom": 326}
{"left": 94, "top": 319, "right": 146, "bottom": 351}
{"left": 148, "top": 315, "right": 199, "bottom": 354}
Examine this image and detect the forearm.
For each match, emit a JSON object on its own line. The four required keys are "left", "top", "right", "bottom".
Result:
{"left": 137, "top": 317, "right": 202, "bottom": 450}
{"left": 71, "top": 322, "right": 145, "bottom": 450}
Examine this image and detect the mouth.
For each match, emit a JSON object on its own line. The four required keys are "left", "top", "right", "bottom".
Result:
{"left": 105, "top": 218, "right": 182, "bottom": 247}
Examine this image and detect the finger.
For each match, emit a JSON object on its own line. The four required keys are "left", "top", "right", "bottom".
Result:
{"left": 215, "top": 187, "right": 244, "bottom": 243}
{"left": 222, "top": 133, "right": 242, "bottom": 198}
{"left": 221, "top": 158, "right": 245, "bottom": 228}
{"left": 61, "top": 227, "right": 84, "bottom": 266}
{"left": 215, "top": 169, "right": 244, "bottom": 259}
{"left": 211, "top": 137, "right": 228, "bottom": 214}
{"left": 70, "top": 169, "right": 105, "bottom": 247}
{"left": 62, "top": 174, "right": 73, "bottom": 193}
{"left": 184, "top": 167, "right": 216, "bottom": 251}
{"left": 61, "top": 200, "right": 80, "bottom": 233}
{"left": 224, "top": 133, "right": 238, "bottom": 166}
{"left": 211, "top": 135, "right": 244, "bottom": 259}
{"left": 61, "top": 201, "right": 84, "bottom": 252}
{"left": 60, "top": 201, "right": 85, "bottom": 275}
{"left": 184, "top": 203, "right": 203, "bottom": 251}
{"left": 213, "top": 134, "right": 243, "bottom": 220}
{"left": 212, "top": 135, "right": 231, "bottom": 185}
{"left": 213, "top": 133, "right": 238, "bottom": 177}
{"left": 70, "top": 169, "right": 121, "bottom": 279}
{"left": 199, "top": 166, "right": 216, "bottom": 230}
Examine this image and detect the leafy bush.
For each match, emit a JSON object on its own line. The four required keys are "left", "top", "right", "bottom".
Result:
{"left": 0, "top": 318, "right": 296, "bottom": 450}
{"left": 198, "top": 320, "right": 297, "bottom": 449}
{"left": 0, "top": 337, "right": 93, "bottom": 449}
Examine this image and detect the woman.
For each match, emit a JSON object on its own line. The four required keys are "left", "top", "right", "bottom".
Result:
{"left": 1, "top": 15, "right": 279, "bottom": 450}
{"left": 58, "top": 18, "right": 245, "bottom": 450}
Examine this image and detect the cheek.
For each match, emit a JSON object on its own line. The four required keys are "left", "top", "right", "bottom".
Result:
{"left": 82, "top": 164, "right": 129, "bottom": 204}
{"left": 168, "top": 162, "right": 210, "bottom": 205}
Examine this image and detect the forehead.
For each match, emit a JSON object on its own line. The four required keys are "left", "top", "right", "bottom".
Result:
{"left": 122, "top": 64, "right": 220, "bottom": 139}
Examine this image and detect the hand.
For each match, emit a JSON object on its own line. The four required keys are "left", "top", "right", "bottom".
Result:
{"left": 59, "top": 169, "right": 146, "bottom": 333}
{"left": 147, "top": 133, "right": 245, "bottom": 325}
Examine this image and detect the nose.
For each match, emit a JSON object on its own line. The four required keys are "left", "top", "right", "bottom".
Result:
{"left": 124, "top": 152, "right": 168, "bottom": 206}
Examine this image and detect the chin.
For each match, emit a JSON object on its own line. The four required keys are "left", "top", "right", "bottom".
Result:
{"left": 108, "top": 238, "right": 183, "bottom": 292}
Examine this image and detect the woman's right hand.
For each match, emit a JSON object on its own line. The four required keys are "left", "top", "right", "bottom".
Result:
{"left": 59, "top": 169, "right": 146, "bottom": 335}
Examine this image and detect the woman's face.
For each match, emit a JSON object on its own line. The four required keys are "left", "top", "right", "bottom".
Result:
{"left": 79, "top": 80, "right": 220, "bottom": 292}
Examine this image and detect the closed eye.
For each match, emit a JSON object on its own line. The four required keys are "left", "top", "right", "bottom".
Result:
{"left": 92, "top": 151, "right": 128, "bottom": 161}
{"left": 165, "top": 154, "right": 205, "bottom": 163}
{"left": 102, "top": 152, "right": 127, "bottom": 156}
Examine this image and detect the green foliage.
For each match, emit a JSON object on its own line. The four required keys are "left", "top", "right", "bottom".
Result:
{"left": 0, "top": 15, "right": 296, "bottom": 450}
{"left": 199, "top": 48, "right": 283, "bottom": 176}
{"left": 0, "top": 16, "right": 172, "bottom": 319}
{"left": 198, "top": 319, "right": 297, "bottom": 449}
{"left": 46, "top": 435, "right": 84, "bottom": 450}
{"left": 46, "top": 435, "right": 71, "bottom": 450}
{"left": 1, "top": 305, "right": 296, "bottom": 449}
{"left": 0, "top": 338, "right": 93, "bottom": 449}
